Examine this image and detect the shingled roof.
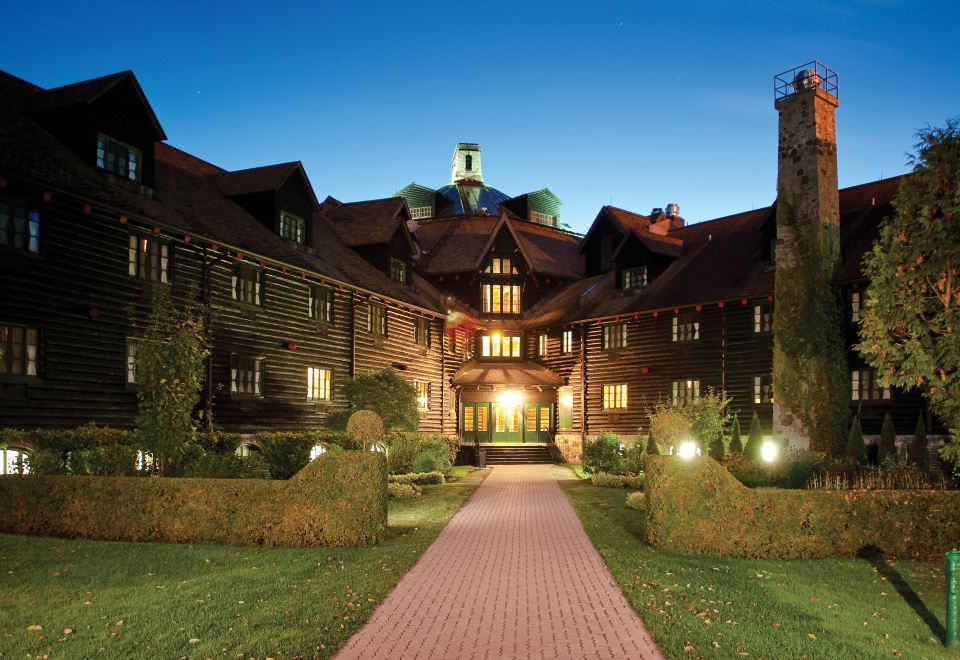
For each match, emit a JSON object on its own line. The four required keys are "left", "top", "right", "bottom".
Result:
{"left": 320, "top": 196, "right": 412, "bottom": 248}
{"left": 217, "top": 162, "right": 303, "bottom": 196}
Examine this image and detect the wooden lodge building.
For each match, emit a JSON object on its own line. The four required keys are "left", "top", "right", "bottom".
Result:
{"left": 0, "top": 64, "right": 939, "bottom": 468}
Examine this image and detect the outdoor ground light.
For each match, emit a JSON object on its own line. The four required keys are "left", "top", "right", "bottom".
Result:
{"left": 677, "top": 440, "right": 698, "bottom": 459}
{"left": 761, "top": 440, "right": 779, "bottom": 463}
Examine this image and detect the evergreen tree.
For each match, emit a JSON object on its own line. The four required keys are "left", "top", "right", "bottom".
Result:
{"left": 729, "top": 416, "right": 743, "bottom": 453}
{"left": 645, "top": 433, "right": 660, "bottom": 456}
{"left": 744, "top": 412, "right": 763, "bottom": 461}
{"left": 846, "top": 415, "right": 867, "bottom": 465}
{"left": 909, "top": 415, "right": 929, "bottom": 471}
{"left": 708, "top": 432, "right": 725, "bottom": 461}
{"left": 878, "top": 412, "right": 897, "bottom": 463}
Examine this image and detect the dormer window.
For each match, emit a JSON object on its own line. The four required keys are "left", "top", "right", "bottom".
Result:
{"left": 390, "top": 258, "right": 406, "bottom": 284}
{"left": 481, "top": 255, "right": 522, "bottom": 315}
{"left": 279, "top": 212, "right": 305, "bottom": 244}
{"left": 96, "top": 134, "right": 140, "bottom": 182}
{"left": 622, "top": 266, "right": 648, "bottom": 290}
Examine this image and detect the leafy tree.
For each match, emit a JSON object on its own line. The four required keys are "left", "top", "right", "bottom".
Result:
{"left": 134, "top": 285, "right": 208, "bottom": 474}
{"left": 683, "top": 388, "right": 732, "bottom": 452}
{"left": 909, "top": 414, "right": 929, "bottom": 471}
{"left": 858, "top": 118, "right": 960, "bottom": 457}
{"left": 729, "top": 416, "right": 744, "bottom": 453}
{"left": 743, "top": 412, "right": 763, "bottom": 461}
{"left": 846, "top": 415, "right": 867, "bottom": 465}
{"left": 325, "top": 368, "right": 418, "bottom": 432}
{"left": 878, "top": 412, "right": 898, "bottom": 463}
{"left": 645, "top": 433, "right": 660, "bottom": 456}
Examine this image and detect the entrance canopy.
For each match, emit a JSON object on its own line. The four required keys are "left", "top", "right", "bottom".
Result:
{"left": 452, "top": 361, "right": 563, "bottom": 388}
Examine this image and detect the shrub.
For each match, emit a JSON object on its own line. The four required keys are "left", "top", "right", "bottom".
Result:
{"left": 0, "top": 450, "right": 387, "bottom": 547}
{"left": 648, "top": 404, "right": 690, "bottom": 449}
{"left": 743, "top": 412, "right": 763, "bottom": 462}
{"left": 328, "top": 368, "right": 419, "bottom": 432}
{"left": 24, "top": 425, "right": 139, "bottom": 476}
{"left": 583, "top": 432, "right": 624, "bottom": 474}
{"left": 878, "top": 412, "right": 897, "bottom": 463}
{"left": 726, "top": 449, "right": 827, "bottom": 489}
{"left": 625, "top": 491, "right": 644, "bottom": 510}
{"left": 346, "top": 410, "right": 385, "bottom": 448}
{"left": 645, "top": 433, "right": 660, "bottom": 456}
{"left": 623, "top": 438, "right": 646, "bottom": 474}
{"left": 181, "top": 451, "right": 268, "bottom": 479}
{"left": 591, "top": 472, "right": 644, "bottom": 489}
{"left": 256, "top": 431, "right": 320, "bottom": 479}
{"left": 388, "top": 472, "right": 445, "bottom": 485}
{"left": 683, "top": 388, "right": 732, "bottom": 450}
{"left": 388, "top": 482, "right": 422, "bottom": 499}
{"left": 645, "top": 455, "right": 960, "bottom": 560}
{"left": 909, "top": 415, "right": 929, "bottom": 471}
{"left": 385, "top": 432, "right": 457, "bottom": 475}
{"left": 846, "top": 415, "right": 867, "bottom": 465}
{"left": 729, "top": 416, "right": 743, "bottom": 453}
{"left": 708, "top": 433, "right": 725, "bottom": 461}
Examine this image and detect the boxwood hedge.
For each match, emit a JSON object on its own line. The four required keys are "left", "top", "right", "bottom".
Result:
{"left": 645, "top": 455, "right": 960, "bottom": 560}
{"left": 0, "top": 449, "right": 387, "bottom": 547}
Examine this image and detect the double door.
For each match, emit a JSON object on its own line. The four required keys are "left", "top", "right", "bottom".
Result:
{"left": 461, "top": 401, "right": 552, "bottom": 443}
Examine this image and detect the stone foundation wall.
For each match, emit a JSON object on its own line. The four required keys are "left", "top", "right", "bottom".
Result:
{"left": 554, "top": 433, "right": 583, "bottom": 464}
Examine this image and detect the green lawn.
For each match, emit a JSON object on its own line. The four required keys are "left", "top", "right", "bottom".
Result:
{"left": 562, "top": 481, "right": 959, "bottom": 659}
{"left": 0, "top": 481, "right": 478, "bottom": 659}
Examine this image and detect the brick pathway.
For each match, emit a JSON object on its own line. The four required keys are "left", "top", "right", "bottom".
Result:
{"left": 336, "top": 464, "right": 663, "bottom": 659}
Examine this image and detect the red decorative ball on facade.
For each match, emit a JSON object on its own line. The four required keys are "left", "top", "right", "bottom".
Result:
{"left": 88, "top": 307, "right": 102, "bottom": 320}
{"left": 695, "top": 305, "right": 702, "bottom": 312}
{"left": 652, "top": 311, "right": 658, "bottom": 317}
{"left": 119, "top": 215, "right": 128, "bottom": 224}
{"left": 259, "top": 260, "right": 265, "bottom": 268}
{"left": 741, "top": 298, "right": 748, "bottom": 305}
{"left": 767, "top": 294, "right": 774, "bottom": 302}
{"left": 183, "top": 235, "right": 191, "bottom": 243}
{"left": 286, "top": 342, "right": 297, "bottom": 351}
{"left": 718, "top": 301, "right": 725, "bottom": 308}
{"left": 83, "top": 203, "right": 92, "bottom": 215}
{"left": 42, "top": 191, "right": 52, "bottom": 202}
{"left": 641, "top": 367, "right": 649, "bottom": 375}
{"left": 673, "top": 308, "right": 679, "bottom": 314}
{"left": 152, "top": 226, "right": 161, "bottom": 234}
{"left": 210, "top": 243, "right": 219, "bottom": 251}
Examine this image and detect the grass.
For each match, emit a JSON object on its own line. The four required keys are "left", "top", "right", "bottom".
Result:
{"left": 565, "top": 463, "right": 590, "bottom": 479}
{"left": 562, "top": 481, "right": 960, "bottom": 659}
{"left": 448, "top": 464, "right": 474, "bottom": 479}
{"left": 0, "top": 480, "right": 478, "bottom": 659}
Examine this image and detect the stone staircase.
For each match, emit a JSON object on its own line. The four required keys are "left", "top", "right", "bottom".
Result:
{"left": 480, "top": 445, "right": 556, "bottom": 465}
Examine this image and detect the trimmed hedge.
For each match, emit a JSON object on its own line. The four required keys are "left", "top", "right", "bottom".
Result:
{"left": 388, "top": 471, "right": 445, "bottom": 485}
{"left": 645, "top": 455, "right": 960, "bottom": 560}
{"left": 0, "top": 450, "right": 387, "bottom": 547}
{"left": 388, "top": 482, "right": 422, "bottom": 499}
{"left": 590, "top": 472, "right": 644, "bottom": 489}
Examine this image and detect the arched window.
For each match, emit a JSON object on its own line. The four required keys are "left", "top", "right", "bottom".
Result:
{"left": 465, "top": 154, "right": 473, "bottom": 172}
{"left": 309, "top": 444, "right": 327, "bottom": 461}
{"left": 1, "top": 447, "right": 30, "bottom": 475}
{"left": 235, "top": 442, "right": 262, "bottom": 458}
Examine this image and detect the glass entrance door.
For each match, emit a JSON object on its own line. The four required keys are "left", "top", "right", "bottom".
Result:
{"left": 523, "top": 403, "right": 553, "bottom": 442}
{"left": 491, "top": 403, "right": 522, "bottom": 442}
{"left": 461, "top": 402, "right": 490, "bottom": 442}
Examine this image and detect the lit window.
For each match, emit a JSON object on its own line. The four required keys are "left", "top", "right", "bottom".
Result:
{"left": 538, "top": 333, "right": 548, "bottom": 357}
{"left": 410, "top": 206, "right": 432, "bottom": 220}
{"left": 390, "top": 258, "right": 406, "bottom": 284}
{"left": 602, "top": 384, "right": 627, "bottom": 409}
{"left": 602, "top": 322, "right": 627, "bottom": 350}
{"left": 368, "top": 303, "right": 388, "bottom": 336}
{"left": 232, "top": 264, "right": 262, "bottom": 305}
{"left": 530, "top": 210, "right": 555, "bottom": 226}
{"left": 415, "top": 317, "right": 431, "bottom": 347}
{"left": 309, "top": 285, "right": 334, "bottom": 323}
{"left": 0, "top": 202, "right": 40, "bottom": 253}
{"left": 307, "top": 367, "right": 331, "bottom": 401}
{"left": 415, "top": 381, "right": 430, "bottom": 410}
{"left": 754, "top": 374, "right": 773, "bottom": 404}
{"left": 622, "top": 266, "right": 648, "bottom": 290}
{"left": 672, "top": 380, "right": 700, "bottom": 404}
{"left": 483, "top": 257, "right": 518, "bottom": 275}
{"left": 236, "top": 442, "right": 261, "bottom": 457}
{"left": 309, "top": 444, "right": 327, "bottom": 460}
{"left": 851, "top": 369, "right": 890, "bottom": 401}
{"left": 562, "top": 330, "right": 573, "bottom": 354}
{"left": 850, "top": 290, "right": 861, "bottom": 324}
{"left": 481, "top": 284, "right": 521, "bottom": 314}
{"left": 0, "top": 447, "right": 30, "bottom": 475}
{"left": 0, "top": 324, "right": 38, "bottom": 377}
{"left": 128, "top": 234, "right": 169, "bottom": 283}
{"left": 672, "top": 313, "right": 700, "bottom": 342}
{"left": 231, "top": 355, "right": 263, "bottom": 396}
{"left": 480, "top": 333, "right": 521, "bottom": 358}
{"left": 96, "top": 134, "right": 140, "bottom": 182}
{"left": 279, "top": 212, "right": 306, "bottom": 244}
{"left": 754, "top": 304, "right": 773, "bottom": 333}
{"left": 126, "top": 339, "right": 138, "bottom": 384}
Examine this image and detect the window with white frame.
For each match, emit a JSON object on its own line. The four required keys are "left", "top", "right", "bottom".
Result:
{"left": 851, "top": 369, "right": 890, "bottom": 401}
{"left": 309, "top": 285, "right": 334, "bottom": 323}
{"left": 125, "top": 338, "right": 138, "bottom": 385}
{"left": 233, "top": 264, "right": 262, "bottom": 305}
{"left": 128, "top": 234, "right": 169, "bottom": 283}
{"left": 415, "top": 380, "right": 430, "bottom": 410}
{"left": 602, "top": 322, "right": 627, "bottom": 350}
{"left": 97, "top": 134, "right": 140, "bottom": 182}
{"left": 602, "top": 384, "right": 627, "bottom": 409}
{"left": 530, "top": 209, "right": 555, "bottom": 226}
{"left": 562, "top": 329, "right": 573, "bottom": 354}
{"left": 622, "top": 266, "right": 648, "bottom": 290}
{"left": 754, "top": 303, "right": 773, "bottom": 333}
{"left": 850, "top": 290, "right": 862, "bottom": 324}
{"left": 672, "top": 379, "right": 700, "bottom": 404}
{"left": 0, "top": 202, "right": 40, "bottom": 254}
{"left": 672, "top": 313, "right": 699, "bottom": 342}
{"left": 754, "top": 374, "right": 773, "bottom": 404}
{"left": 307, "top": 367, "right": 331, "bottom": 401}
{"left": 368, "top": 303, "right": 388, "bottom": 336}
{"left": 279, "top": 211, "right": 306, "bottom": 244}
{"left": 0, "top": 324, "right": 38, "bottom": 377}
{"left": 538, "top": 333, "right": 548, "bottom": 357}
{"left": 0, "top": 447, "right": 30, "bottom": 475}
{"left": 231, "top": 355, "right": 263, "bottom": 396}
{"left": 480, "top": 333, "right": 522, "bottom": 358}
{"left": 409, "top": 206, "right": 432, "bottom": 220}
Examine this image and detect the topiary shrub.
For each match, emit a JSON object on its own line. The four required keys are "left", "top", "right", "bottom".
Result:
{"left": 729, "top": 416, "right": 743, "bottom": 453}
{"left": 256, "top": 431, "right": 320, "bottom": 479}
{"left": 878, "top": 412, "right": 897, "bottom": 464}
{"left": 346, "top": 410, "right": 385, "bottom": 448}
{"left": 583, "top": 432, "right": 624, "bottom": 474}
{"left": 625, "top": 491, "right": 644, "bottom": 510}
{"left": 648, "top": 404, "right": 690, "bottom": 450}
{"left": 388, "top": 482, "right": 422, "bottom": 499}
{"left": 388, "top": 472, "right": 445, "bottom": 485}
{"left": 909, "top": 415, "right": 929, "bottom": 471}
{"left": 846, "top": 415, "right": 867, "bottom": 465}
{"left": 181, "top": 451, "right": 268, "bottom": 479}
{"left": 591, "top": 472, "right": 644, "bottom": 489}
{"left": 708, "top": 432, "right": 725, "bottom": 461}
{"left": 743, "top": 412, "right": 763, "bottom": 462}
{"left": 645, "top": 433, "right": 660, "bottom": 456}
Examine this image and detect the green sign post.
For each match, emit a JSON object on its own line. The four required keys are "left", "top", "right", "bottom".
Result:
{"left": 948, "top": 549, "right": 960, "bottom": 647}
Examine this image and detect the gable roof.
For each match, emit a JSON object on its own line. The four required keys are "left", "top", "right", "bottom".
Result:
{"left": 321, "top": 196, "right": 413, "bottom": 249}
{"left": 578, "top": 205, "right": 652, "bottom": 254}
{"left": 217, "top": 162, "right": 301, "bottom": 196}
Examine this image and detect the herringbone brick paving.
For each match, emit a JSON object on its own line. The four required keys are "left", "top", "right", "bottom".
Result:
{"left": 336, "top": 464, "right": 663, "bottom": 659}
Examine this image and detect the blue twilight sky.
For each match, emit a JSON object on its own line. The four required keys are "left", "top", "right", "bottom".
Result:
{"left": 3, "top": 1, "right": 958, "bottom": 233}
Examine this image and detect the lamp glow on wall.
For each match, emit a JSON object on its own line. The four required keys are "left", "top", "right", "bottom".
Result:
{"left": 559, "top": 391, "right": 574, "bottom": 407}
{"left": 499, "top": 389, "right": 523, "bottom": 407}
